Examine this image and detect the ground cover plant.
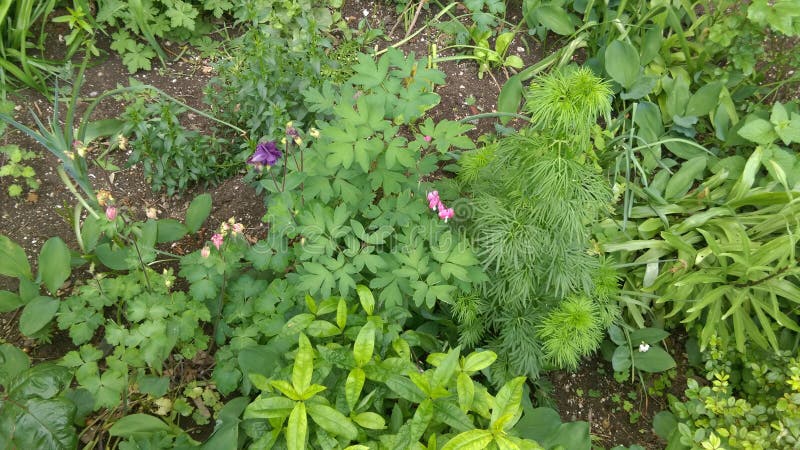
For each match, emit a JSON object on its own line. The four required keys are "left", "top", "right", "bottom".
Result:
{"left": 0, "top": 0, "right": 799, "bottom": 449}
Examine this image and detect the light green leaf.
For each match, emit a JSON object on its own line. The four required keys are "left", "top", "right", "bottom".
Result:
{"left": 462, "top": 350, "right": 497, "bottom": 373}
{"left": 286, "top": 402, "right": 307, "bottom": 450}
{"left": 441, "top": 429, "right": 494, "bottom": 450}
{"left": 307, "top": 402, "right": 358, "bottom": 440}
{"left": 685, "top": 81, "right": 723, "bottom": 117}
{"left": 356, "top": 284, "right": 375, "bottom": 315}
{"left": 244, "top": 396, "right": 295, "bottom": 419}
{"left": 345, "top": 368, "right": 365, "bottom": 412}
{"left": 156, "top": 219, "right": 188, "bottom": 243}
{"left": 738, "top": 118, "right": 777, "bottom": 145}
{"left": 292, "top": 334, "right": 314, "bottom": 394}
{"left": 352, "top": 412, "right": 386, "bottom": 430}
{"left": 353, "top": 321, "right": 376, "bottom": 367}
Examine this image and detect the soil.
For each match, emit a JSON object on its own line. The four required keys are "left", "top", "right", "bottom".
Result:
{"left": 0, "top": 3, "right": 708, "bottom": 449}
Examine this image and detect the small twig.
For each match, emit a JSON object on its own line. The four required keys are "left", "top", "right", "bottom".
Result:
{"left": 404, "top": 0, "right": 428, "bottom": 39}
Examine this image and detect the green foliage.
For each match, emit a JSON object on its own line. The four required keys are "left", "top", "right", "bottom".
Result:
{"left": 599, "top": 139, "right": 800, "bottom": 354}
{"left": 660, "top": 337, "right": 800, "bottom": 449}
{"left": 204, "top": 0, "right": 337, "bottom": 143}
{"left": 242, "top": 287, "right": 545, "bottom": 449}
{"left": 96, "top": 0, "right": 236, "bottom": 73}
{"left": 606, "top": 325, "right": 677, "bottom": 381}
{"left": 120, "top": 91, "right": 236, "bottom": 194}
{"left": 0, "top": 358, "right": 77, "bottom": 449}
{"left": 455, "top": 68, "right": 617, "bottom": 379}
{"left": 0, "top": 0, "right": 68, "bottom": 94}
{"left": 246, "top": 48, "right": 480, "bottom": 316}
{"left": 0, "top": 144, "right": 38, "bottom": 197}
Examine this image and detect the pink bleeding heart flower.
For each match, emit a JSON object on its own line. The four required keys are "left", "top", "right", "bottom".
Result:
{"left": 427, "top": 191, "right": 440, "bottom": 210}
{"left": 211, "top": 233, "right": 224, "bottom": 250}
{"left": 438, "top": 207, "right": 454, "bottom": 223}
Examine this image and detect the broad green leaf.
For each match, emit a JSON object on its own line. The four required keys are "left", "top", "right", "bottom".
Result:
{"left": 0, "top": 290, "right": 23, "bottom": 312}
{"left": 605, "top": 41, "right": 640, "bottom": 89}
{"left": 0, "top": 235, "right": 31, "bottom": 279}
{"left": 270, "top": 380, "right": 301, "bottom": 401}
{"left": 652, "top": 411, "right": 678, "bottom": 440}
{"left": 353, "top": 321, "right": 376, "bottom": 367}
{"left": 431, "top": 346, "right": 461, "bottom": 389}
{"left": 156, "top": 219, "right": 188, "bottom": 243}
{"left": 0, "top": 396, "right": 77, "bottom": 449}
{"left": 0, "top": 343, "right": 30, "bottom": 386}
{"left": 492, "top": 376, "right": 525, "bottom": 429}
{"left": 664, "top": 156, "right": 706, "bottom": 200}
{"left": 728, "top": 146, "right": 763, "bottom": 202}
{"left": 19, "top": 296, "right": 59, "bottom": 336}
{"left": 498, "top": 74, "right": 524, "bottom": 124}
{"left": 352, "top": 412, "right": 386, "bottom": 430}
{"left": 737, "top": 118, "right": 777, "bottom": 145}
{"left": 286, "top": 402, "right": 307, "bottom": 450}
{"left": 307, "top": 402, "right": 358, "bottom": 440}
{"left": 244, "top": 396, "right": 295, "bottom": 419}
{"left": 94, "top": 243, "right": 131, "bottom": 271}
{"left": 385, "top": 375, "right": 426, "bottom": 403}
{"left": 433, "top": 400, "right": 474, "bottom": 432}
{"left": 356, "top": 284, "right": 375, "bottom": 315}
{"left": 441, "top": 429, "right": 493, "bottom": 450}
{"left": 462, "top": 350, "right": 497, "bottom": 373}
{"left": 535, "top": 5, "right": 575, "bottom": 35}
{"left": 38, "top": 237, "right": 71, "bottom": 294}
{"left": 336, "top": 298, "right": 347, "bottom": 329}
{"left": 611, "top": 346, "right": 632, "bottom": 372}
{"left": 108, "top": 414, "right": 169, "bottom": 437}
{"left": 495, "top": 32, "right": 515, "bottom": 56}
{"left": 629, "top": 328, "right": 670, "bottom": 344}
{"left": 185, "top": 193, "right": 212, "bottom": 233}
{"left": 686, "top": 82, "right": 723, "bottom": 117}
{"left": 306, "top": 320, "right": 341, "bottom": 338}
{"left": 457, "top": 372, "right": 475, "bottom": 411}
{"left": 292, "top": 334, "right": 314, "bottom": 394}
{"left": 632, "top": 346, "right": 676, "bottom": 372}
{"left": 345, "top": 368, "right": 366, "bottom": 411}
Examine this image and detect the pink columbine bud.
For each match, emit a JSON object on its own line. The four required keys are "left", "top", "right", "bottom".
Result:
{"left": 232, "top": 223, "right": 244, "bottom": 235}
{"left": 201, "top": 246, "right": 210, "bottom": 258}
{"left": 211, "top": 233, "right": 224, "bottom": 250}
{"left": 423, "top": 135, "right": 432, "bottom": 143}
{"left": 106, "top": 206, "right": 117, "bottom": 221}
{"left": 439, "top": 207, "right": 454, "bottom": 223}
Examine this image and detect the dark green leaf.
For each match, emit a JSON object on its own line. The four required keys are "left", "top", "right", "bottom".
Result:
{"left": 19, "top": 296, "right": 59, "bottom": 337}
{"left": 185, "top": 193, "right": 212, "bottom": 233}
{"left": 38, "top": 237, "right": 71, "bottom": 294}
{"left": 156, "top": 219, "right": 188, "bottom": 243}
{"left": 0, "top": 235, "right": 31, "bottom": 279}
{"left": 108, "top": 414, "right": 169, "bottom": 437}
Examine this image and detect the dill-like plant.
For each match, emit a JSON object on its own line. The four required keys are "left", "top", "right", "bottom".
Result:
{"left": 455, "top": 67, "right": 618, "bottom": 380}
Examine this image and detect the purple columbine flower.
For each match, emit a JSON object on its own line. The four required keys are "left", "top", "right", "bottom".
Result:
{"left": 248, "top": 141, "right": 282, "bottom": 168}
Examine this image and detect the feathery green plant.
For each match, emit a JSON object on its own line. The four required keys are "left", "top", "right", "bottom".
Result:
{"left": 455, "top": 67, "right": 618, "bottom": 380}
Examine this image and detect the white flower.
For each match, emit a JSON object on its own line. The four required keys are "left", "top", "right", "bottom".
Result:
{"left": 638, "top": 343, "right": 650, "bottom": 353}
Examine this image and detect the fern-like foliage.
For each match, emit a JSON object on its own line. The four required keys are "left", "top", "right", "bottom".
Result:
{"left": 455, "top": 67, "right": 618, "bottom": 381}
